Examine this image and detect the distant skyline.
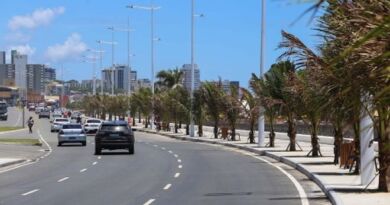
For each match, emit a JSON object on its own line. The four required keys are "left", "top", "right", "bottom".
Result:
{"left": 0, "top": 0, "right": 320, "bottom": 88}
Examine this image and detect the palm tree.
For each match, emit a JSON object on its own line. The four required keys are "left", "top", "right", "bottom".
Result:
{"left": 193, "top": 89, "right": 206, "bottom": 137}
{"left": 201, "top": 82, "right": 224, "bottom": 139}
{"left": 220, "top": 85, "right": 241, "bottom": 141}
{"left": 240, "top": 88, "right": 259, "bottom": 144}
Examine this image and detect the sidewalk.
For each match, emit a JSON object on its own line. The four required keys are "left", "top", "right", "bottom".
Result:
{"left": 134, "top": 124, "right": 389, "bottom": 205}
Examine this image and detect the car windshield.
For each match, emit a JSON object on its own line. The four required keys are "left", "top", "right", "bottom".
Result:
{"left": 62, "top": 124, "right": 82, "bottom": 129}
{"left": 87, "top": 120, "right": 101, "bottom": 123}
{"left": 100, "top": 125, "right": 127, "bottom": 132}
{"left": 0, "top": 103, "right": 7, "bottom": 108}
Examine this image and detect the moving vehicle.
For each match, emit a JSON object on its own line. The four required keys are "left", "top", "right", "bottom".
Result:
{"left": 0, "top": 101, "right": 8, "bottom": 121}
{"left": 58, "top": 123, "right": 86, "bottom": 146}
{"left": 38, "top": 109, "right": 50, "bottom": 119}
{"left": 83, "top": 118, "right": 102, "bottom": 134}
{"left": 35, "top": 106, "right": 44, "bottom": 114}
{"left": 51, "top": 118, "right": 70, "bottom": 132}
{"left": 52, "top": 112, "right": 62, "bottom": 119}
{"left": 95, "top": 121, "right": 134, "bottom": 155}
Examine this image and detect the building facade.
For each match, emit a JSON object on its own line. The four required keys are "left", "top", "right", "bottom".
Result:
{"left": 101, "top": 65, "right": 131, "bottom": 93}
{"left": 0, "top": 64, "right": 15, "bottom": 86}
{"left": 181, "top": 64, "right": 200, "bottom": 92}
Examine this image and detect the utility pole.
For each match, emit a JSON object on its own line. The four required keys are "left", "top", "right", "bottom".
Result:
{"left": 257, "top": 0, "right": 266, "bottom": 146}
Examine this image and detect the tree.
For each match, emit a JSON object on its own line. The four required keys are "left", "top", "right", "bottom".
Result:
{"left": 240, "top": 87, "right": 259, "bottom": 144}
{"left": 201, "top": 82, "right": 224, "bottom": 139}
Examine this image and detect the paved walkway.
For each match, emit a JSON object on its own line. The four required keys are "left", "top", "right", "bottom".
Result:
{"left": 134, "top": 124, "right": 389, "bottom": 205}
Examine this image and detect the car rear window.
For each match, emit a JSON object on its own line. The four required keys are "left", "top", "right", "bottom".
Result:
{"left": 87, "top": 120, "right": 101, "bottom": 123}
{"left": 62, "top": 124, "right": 82, "bottom": 129}
{"left": 100, "top": 125, "right": 128, "bottom": 132}
{"left": 56, "top": 119, "right": 69, "bottom": 122}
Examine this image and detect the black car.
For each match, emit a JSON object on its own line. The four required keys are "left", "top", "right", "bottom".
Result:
{"left": 95, "top": 121, "right": 135, "bottom": 155}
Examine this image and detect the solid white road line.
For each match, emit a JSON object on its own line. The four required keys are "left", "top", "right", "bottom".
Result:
{"left": 174, "top": 154, "right": 178, "bottom": 158}
{"left": 21, "top": 189, "right": 39, "bottom": 196}
{"left": 174, "top": 173, "right": 180, "bottom": 178}
{"left": 92, "top": 161, "right": 98, "bottom": 165}
{"left": 178, "top": 165, "right": 183, "bottom": 169}
{"left": 57, "top": 177, "right": 69, "bottom": 182}
{"left": 80, "top": 168, "right": 87, "bottom": 173}
{"left": 177, "top": 159, "right": 182, "bottom": 163}
{"left": 163, "top": 184, "right": 172, "bottom": 190}
{"left": 143, "top": 199, "right": 155, "bottom": 205}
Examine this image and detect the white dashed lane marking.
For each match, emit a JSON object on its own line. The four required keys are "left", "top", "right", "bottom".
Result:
{"left": 174, "top": 173, "right": 180, "bottom": 178}
{"left": 163, "top": 183, "right": 172, "bottom": 190}
{"left": 178, "top": 165, "right": 183, "bottom": 169}
{"left": 174, "top": 154, "right": 178, "bottom": 158}
{"left": 177, "top": 159, "right": 182, "bottom": 163}
{"left": 57, "top": 177, "right": 69, "bottom": 183}
{"left": 143, "top": 198, "right": 155, "bottom": 205}
{"left": 80, "top": 168, "right": 87, "bottom": 173}
{"left": 21, "top": 189, "right": 39, "bottom": 196}
{"left": 92, "top": 161, "right": 98, "bottom": 165}
{"left": 97, "top": 156, "right": 101, "bottom": 160}
{"left": 168, "top": 150, "right": 173, "bottom": 154}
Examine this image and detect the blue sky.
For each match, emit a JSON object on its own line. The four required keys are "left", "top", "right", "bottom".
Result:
{"left": 0, "top": 0, "right": 320, "bottom": 88}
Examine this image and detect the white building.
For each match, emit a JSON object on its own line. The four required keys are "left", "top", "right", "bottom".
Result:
{"left": 12, "top": 51, "right": 28, "bottom": 94}
{"left": 181, "top": 64, "right": 200, "bottom": 92}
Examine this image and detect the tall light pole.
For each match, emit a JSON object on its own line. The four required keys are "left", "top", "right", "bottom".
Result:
{"left": 258, "top": 0, "right": 266, "bottom": 146}
{"left": 96, "top": 41, "right": 105, "bottom": 95}
{"left": 97, "top": 39, "right": 117, "bottom": 95}
{"left": 190, "top": 0, "right": 204, "bottom": 137}
{"left": 107, "top": 24, "right": 134, "bottom": 96}
{"left": 84, "top": 50, "right": 103, "bottom": 95}
{"left": 127, "top": 1, "right": 160, "bottom": 130}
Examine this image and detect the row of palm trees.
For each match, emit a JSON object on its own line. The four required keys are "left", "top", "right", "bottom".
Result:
{"left": 71, "top": 0, "right": 389, "bottom": 192}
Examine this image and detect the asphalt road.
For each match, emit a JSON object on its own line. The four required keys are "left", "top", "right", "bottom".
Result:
{"left": 0, "top": 111, "right": 329, "bottom": 205}
{"left": 0, "top": 107, "right": 24, "bottom": 128}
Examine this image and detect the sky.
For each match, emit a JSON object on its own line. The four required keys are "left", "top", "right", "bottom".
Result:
{"left": 0, "top": 0, "right": 321, "bottom": 88}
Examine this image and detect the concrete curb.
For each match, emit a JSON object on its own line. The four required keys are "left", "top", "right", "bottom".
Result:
{"left": 0, "top": 159, "right": 27, "bottom": 168}
{"left": 136, "top": 128, "right": 343, "bottom": 205}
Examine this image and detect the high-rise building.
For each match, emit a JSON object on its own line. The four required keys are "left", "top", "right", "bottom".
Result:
{"left": 130, "top": 70, "right": 137, "bottom": 92}
{"left": 81, "top": 79, "right": 102, "bottom": 90}
{"left": 0, "top": 64, "right": 15, "bottom": 86}
{"left": 101, "top": 65, "right": 131, "bottom": 93}
{"left": 181, "top": 64, "right": 200, "bottom": 92}
{"left": 13, "top": 52, "right": 28, "bottom": 94}
{"left": 0, "top": 51, "right": 5, "bottom": 64}
{"left": 26, "top": 65, "right": 57, "bottom": 94}
{"left": 133, "top": 79, "right": 151, "bottom": 91}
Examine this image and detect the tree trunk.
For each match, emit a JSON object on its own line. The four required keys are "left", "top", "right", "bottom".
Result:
{"left": 377, "top": 108, "right": 389, "bottom": 192}
{"left": 333, "top": 122, "right": 343, "bottom": 164}
{"left": 353, "top": 122, "right": 361, "bottom": 174}
{"left": 186, "top": 124, "right": 189, "bottom": 135}
{"left": 269, "top": 115, "right": 275, "bottom": 147}
{"left": 213, "top": 120, "right": 219, "bottom": 139}
{"left": 310, "top": 121, "right": 320, "bottom": 157}
{"left": 109, "top": 113, "right": 112, "bottom": 121}
{"left": 145, "top": 117, "right": 149, "bottom": 128}
{"left": 132, "top": 116, "right": 136, "bottom": 126}
{"left": 138, "top": 112, "right": 141, "bottom": 123}
{"left": 198, "top": 122, "right": 203, "bottom": 137}
{"left": 249, "top": 119, "right": 255, "bottom": 144}
{"left": 287, "top": 112, "right": 297, "bottom": 151}
{"left": 231, "top": 126, "right": 236, "bottom": 141}
{"left": 179, "top": 121, "right": 182, "bottom": 128}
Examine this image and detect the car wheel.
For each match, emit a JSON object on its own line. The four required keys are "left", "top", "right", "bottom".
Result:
{"left": 82, "top": 142, "right": 86, "bottom": 146}
{"left": 50, "top": 130, "right": 54, "bottom": 132}
{"left": 94, "top": 145, "right": 101, "bottom": 155}
{"left": 129, "top": 144, "right": 134, "bottom": 155}
{"left": 58, "top": 142, "right": 62, "bottom": 146}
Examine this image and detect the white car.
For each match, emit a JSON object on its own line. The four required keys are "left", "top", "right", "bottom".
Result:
{"left": 58, "top": 123, "right": 86, "bottom": 146}
{"left": 51, "top": 118, "right": 70, "bottom": 132}
{"left": 83, "top": 118, "right": 102, "bottom": 134}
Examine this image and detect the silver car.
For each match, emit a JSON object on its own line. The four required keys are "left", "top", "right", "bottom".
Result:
{"left": 51, "top": 118, "right": 70, "bottom": 132}
{"left": 57, "top": 123, "right": 86, "bottom": 146}
{"left": 83, "top": 118, "right": 102, "bottom": 134}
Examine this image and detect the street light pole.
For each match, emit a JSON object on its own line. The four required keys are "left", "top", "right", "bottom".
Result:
{"left": 257, "top": 0, "right": 266, "bottom": 146}
{"left": 96, "top": 41, "right": 104, "bottom": 95}
{"left": 190, "top": 0, "right": 195, "bottom": 137}
{"left": 108, "top": 26, "right": 116, "bottom": 96}
{"left": 127, "top": 1, "right": 160, "bottom": 130}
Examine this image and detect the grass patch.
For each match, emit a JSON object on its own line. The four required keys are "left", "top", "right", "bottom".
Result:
{"left": 0, "top": 127, "right": 24, "bottom": 132}
{"left": 0, "top": 138, "right": 42, "bottom": 146}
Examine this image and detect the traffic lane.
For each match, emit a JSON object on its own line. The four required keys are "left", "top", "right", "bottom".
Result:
{"left": 137, "top": 133, "right": 302, "bottom": 205}
{"left": 3, "top": 141, "right": 177, "bottom": 205}
{"left": 0, "top": 119, "right": 98, "bottom": 199}
{"left": 0, "top": 107, "right": 22, "bottom": 127}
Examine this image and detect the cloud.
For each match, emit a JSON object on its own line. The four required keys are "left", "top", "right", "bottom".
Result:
{"left": 4, "top": 32, "right": 31, "bottom": 43}
{"left": 8, "top": 7, "right": 65, "bottom": 30}
{"left": 8, "top": 44, "right": 36, "bottom": 56}
{"left": 45, "top": 33, "right": 87, "bottom": 62}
